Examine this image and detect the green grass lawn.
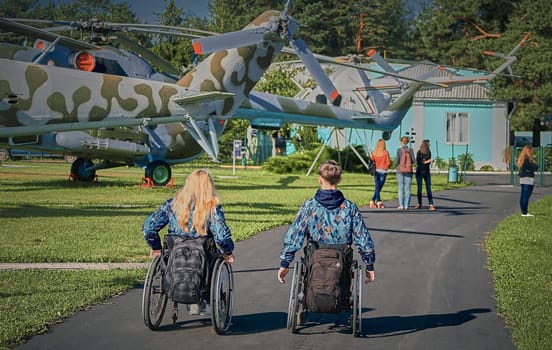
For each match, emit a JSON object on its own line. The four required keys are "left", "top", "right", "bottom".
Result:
{"left": 485, "top": 195, "right": 552, "bottom": 350}
{"left": 0, "top": 160, "right": 549, "bottom": 349}
{"left": 0, "top": 269, "right": 145, "bottom": 348}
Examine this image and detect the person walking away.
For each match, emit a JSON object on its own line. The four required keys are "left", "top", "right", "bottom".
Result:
{"left": 517, "top": 145, "right": 538, "bottom": 217}
{"left": 415, "top": 140, "right": 436, "bottom": 211}
{"left": 396, "top": 136, "right": 415, "bottom": 210}
{"left": 369, "top": 139, "right": 391, "bottom": 209}
{"left": 277, "top": 160, "right": 376, "bottom": 284}
{"left": 142, "top": 169, "right": 235, "bottom": 314}
{"left": 275, "top": 131, "right": 286, "bottom": 156}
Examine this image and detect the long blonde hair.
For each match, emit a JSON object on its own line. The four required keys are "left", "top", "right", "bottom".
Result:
{"left": 372, "top": 139, "right": 387, "bottom": 157}
{"left": 173, "top": 169, "right": 219, "bottom": 236}
{"left": 517, "top": 145, "right": 533, "bottom": 169}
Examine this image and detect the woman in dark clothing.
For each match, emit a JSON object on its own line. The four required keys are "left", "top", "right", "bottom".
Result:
{"left": 517, "top": 145, "right": 538, "bottom": 217}
{"left": 415, "top": 140, "right": 435, "bottom": 211}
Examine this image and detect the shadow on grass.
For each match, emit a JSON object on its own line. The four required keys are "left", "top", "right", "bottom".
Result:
{"left": 0, "top": 204, "right": 153, "bottom": 219}
{"left": 0, "top": 178, "right": 141, "bottom": 191}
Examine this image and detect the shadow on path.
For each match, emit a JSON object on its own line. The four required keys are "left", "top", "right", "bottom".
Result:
{"left": 226, "top": 312, "right": 287, "bottom": 335}
{"left": 362, "top": 308, "right": 491, "bottom": 338}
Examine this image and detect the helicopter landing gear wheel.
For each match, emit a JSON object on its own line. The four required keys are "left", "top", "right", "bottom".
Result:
{"left": 145, "top": 160, "right": 171, "bottom": 186}
{"left": 70, "top": 158, "right": 96, "bottom": 182}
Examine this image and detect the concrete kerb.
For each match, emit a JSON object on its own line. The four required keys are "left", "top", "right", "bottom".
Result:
{"left": 0, "top": 263, "right": 149, "bottom": 270}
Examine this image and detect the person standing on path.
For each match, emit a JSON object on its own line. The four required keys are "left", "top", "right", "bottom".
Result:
{"left": 396, "top": 136, "right": 415, "bottom": 210}
{"left": 369, "top": 139, "right": 392, "bottom": 209}
{"left": 517, "top": 145, "right": 538, "bottom": 217}
{"left": 415, "top": 140, "right": 436, "bottom": 211}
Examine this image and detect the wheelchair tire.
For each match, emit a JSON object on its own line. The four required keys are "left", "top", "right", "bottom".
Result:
{"left": 287, "top": 260, "right": 304, "bottom": 333}
{"left": 210, "top": 258, "right": 234, "bottom": 334}
{"left": 351, "top": 260, "right": 362, "bottom": 337}
{"left": 142, "top": 255, "right": 168, "bottom": 330}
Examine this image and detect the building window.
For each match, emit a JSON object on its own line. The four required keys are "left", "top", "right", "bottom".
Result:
{"left": 446, "top": 112, "right": 469, "bottom": 144}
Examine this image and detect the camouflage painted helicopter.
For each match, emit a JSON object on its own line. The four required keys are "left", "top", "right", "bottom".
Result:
{"left": 0, "top": 0, "right": 424, "bottom": 185}
{"left": 0, "top": 1, "right": 526, "bottom": 185}
{"left": 0, "top": 1, "right": 336, "bottom": 185}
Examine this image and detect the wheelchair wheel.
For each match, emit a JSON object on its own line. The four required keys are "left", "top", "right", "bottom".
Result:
{"left": 287, "top": 260, "right": 304, "bottom": 333}
{"left": 210, "top": 257, "right": 234, "bottom": 334}
{"left": 142, "top": 254, "right": 168, "bottom": 330}
{"left": 351, "top": 261, "right": 362, "bottom": 337}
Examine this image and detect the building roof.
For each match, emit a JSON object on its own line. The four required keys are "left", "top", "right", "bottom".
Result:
{"left": 309, "top": 61, "right": 494, "bottom": 102}
{"left": 415, "top": 83, "right": 491, "bottom": 100}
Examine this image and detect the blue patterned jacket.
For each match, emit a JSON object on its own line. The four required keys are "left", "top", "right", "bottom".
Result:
{"left": 142, "top": 198, "right": 234, "bottom": 255}
{"left": 280, "top": 189, "right": 376, "bottom": 270}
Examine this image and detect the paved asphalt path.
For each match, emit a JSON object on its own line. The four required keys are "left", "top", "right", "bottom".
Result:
{"left": 15, "top": 174, "right": 552, "bottom": 350}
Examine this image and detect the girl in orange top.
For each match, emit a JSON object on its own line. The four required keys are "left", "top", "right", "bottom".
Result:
{"left": 369, "top": 139, "right": 392, "bottom": 208}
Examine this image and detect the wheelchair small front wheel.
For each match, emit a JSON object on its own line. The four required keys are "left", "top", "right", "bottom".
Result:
{"left": 142, "top": 255, "right": 168, "bottom": 330}
{"left": 210, "top": 258, "right": 234, "bottom": 334}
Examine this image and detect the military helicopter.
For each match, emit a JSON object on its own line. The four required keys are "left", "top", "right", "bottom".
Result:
{"left": 0, "top": 1, "right": 526, "bottom": 185}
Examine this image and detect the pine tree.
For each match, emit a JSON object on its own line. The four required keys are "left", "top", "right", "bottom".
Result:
{"left": 490, "top": 0, "right": 552, "bottom": 131}
{"left": 151, "top": 0, "right": 196, "bottom": 72}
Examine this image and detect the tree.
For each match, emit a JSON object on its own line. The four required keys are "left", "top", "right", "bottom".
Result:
{"left": 357, "top": 0, "right": 411, "bottom": 59}
{"left": 489, "top": 0, "right": 552, "bottom": 131}
{"left": 50, "top": 0, "right": 134, "bottom": 21}
{"left": 150, "top": 0, "right": 196, "bottom": 72}
{"left": 208, "top": 0, "right": 248, "bottom": 33}
{"left": 0, "top": 0, "right": 42, "bottom": 18}
{"left": 414, "top": 0, "right": 517, "bottom": 67}
{"left": 292, "top": 1, "right": 341, "bottom": 55}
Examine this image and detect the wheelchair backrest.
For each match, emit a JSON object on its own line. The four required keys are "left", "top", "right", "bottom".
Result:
{"left": 162, "top": 236, "right": 214, "bottom": 304}
{"left": 304, "top": 243, "right": 352, "bottom": 313}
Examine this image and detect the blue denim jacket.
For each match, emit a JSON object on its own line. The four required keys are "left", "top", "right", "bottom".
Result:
{"left": 280, "top": 189, "right": 376, "bottom": 270}
{"left": 142, "top": 198, "right": 234, "bottom": 255}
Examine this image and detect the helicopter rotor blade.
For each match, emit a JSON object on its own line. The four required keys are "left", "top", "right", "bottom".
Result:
{"left": 113, "top": 34, "right": 180, "bottom": 76}
{"left": 290, "top": 38, "right": 341, "bottom": 106}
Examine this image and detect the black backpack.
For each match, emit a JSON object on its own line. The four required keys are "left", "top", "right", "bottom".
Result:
{"left": 162, "top": 236, "right": 214, "bottom": 304}
{"left": 304, "top": 243, "right": 352, "bottom": 313}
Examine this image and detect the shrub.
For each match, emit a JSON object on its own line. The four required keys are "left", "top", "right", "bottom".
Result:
{"left": 262, "top": 145, "right": 374, "bottom": 174}
{"left": 479, "top": 165, "right": 494, "bottom": 171}
{"left": 263, "top": 148, "right": 332, "bottom": 174}
{"left": 434, "top": 156, "right": 446, "bottom": 171}
{"left": 458, "top": 153, "right": 475, "bottom": 171}
{"left": 326, "top": 145, "right": 372, "bottom": 173}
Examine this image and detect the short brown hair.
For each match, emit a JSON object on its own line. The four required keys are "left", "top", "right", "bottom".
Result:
{"left": 317, "top": 160, "right": 342, "bottom": 185}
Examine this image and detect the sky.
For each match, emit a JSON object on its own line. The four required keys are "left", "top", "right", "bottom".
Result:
{"left": 40, "top": 0, "right": 210, "bottom": 23}
{"left": 130, "top": 0, "right": 210, "bottom": 23}
{"left": 40, "top": 1, "right": 423, "bottom": 24}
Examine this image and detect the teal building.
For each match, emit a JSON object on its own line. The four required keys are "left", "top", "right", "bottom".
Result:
{"left": 315, "top": 62, "right": 511, "bottom": 171}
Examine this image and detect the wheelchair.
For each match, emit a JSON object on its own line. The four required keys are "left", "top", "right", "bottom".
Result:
{"left": 141, "top": 236, "right": 234, "bottom": 334}
{"left": 286, "top": 243, "right": 362, "bottom": 337}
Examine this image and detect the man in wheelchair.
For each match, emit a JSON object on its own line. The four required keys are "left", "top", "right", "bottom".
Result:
{"left": 143, "top": 170, "right": 235, "bottom": 315}
{"left": 277, "top": 160, "right": 376, "bottom": 289}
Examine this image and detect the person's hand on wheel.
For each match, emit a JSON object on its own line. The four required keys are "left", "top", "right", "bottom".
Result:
{"left": 278, "top": 267, "right": 289, "bottom": 284}
{"left": 365, "top": 270, "right": 375, "bottom": 284}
